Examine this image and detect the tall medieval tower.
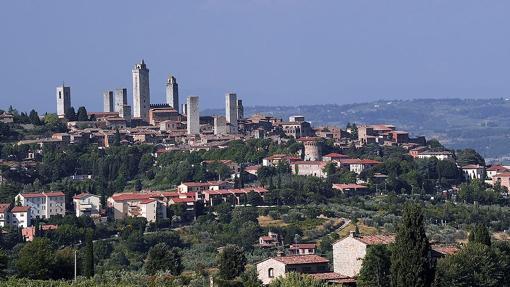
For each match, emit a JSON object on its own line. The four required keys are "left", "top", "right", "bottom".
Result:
{"left": 166, "top": 75, "right": 179, "bottom": 112}
{"left": 132, "top": 60, "right": 150, "bottom": 121}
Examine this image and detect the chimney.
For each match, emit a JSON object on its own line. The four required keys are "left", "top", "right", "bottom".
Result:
{"left": 276, "top": 250, "right": 285, "bottom": 257}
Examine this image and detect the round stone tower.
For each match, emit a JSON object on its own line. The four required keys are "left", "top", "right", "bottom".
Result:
{"left": 301, "top": 137, "right": 322, "bottom": 161}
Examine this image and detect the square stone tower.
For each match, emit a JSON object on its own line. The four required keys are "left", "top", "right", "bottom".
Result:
{"left": 225, "top": 93, "right": 238, "bottom": 134}
{"left": 56, "top": 85, "right": 71, "bottom": 119}
{"left": 103, "top": 91, "right": 114, "bottom": 112}
{"left": 132, "top": 60, "right": 150, "bottom": 121}
{"left": 166, "top": 75, "right": 179, "bottom": 112}
{"left": 214, "top": 115, "right": 227, "bottom": 135}
{"left": 114, "top": 88, "right": 128, "bottom": 113}
{"left": 187, "top": 96, "right": 199, "bottom": 135}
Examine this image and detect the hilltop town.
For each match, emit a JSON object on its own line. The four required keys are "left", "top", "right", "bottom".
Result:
{"left": 0, "top": 60, "right": 509, "bottom": 286}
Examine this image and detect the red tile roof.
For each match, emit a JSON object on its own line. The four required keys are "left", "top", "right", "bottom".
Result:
{"left": 171, "top": 197, "right": 195, "bottom": 203}
{"left": 332, "top": 183, "right": 368, "bottom": 190}
{"left": 323, "top": 153, "right": 349, "bottom": 159}
{"left": 20, "top": 192, "right": 65, "bottom": 198}
{"left": 432, "top": 245, "right": 460, "bottom": 256}
{"left": 73, "top": 193, "right": 94, "bottom": 200}
{"left": 11, "top": 206, "right": 31, "bottom": 213}
{"left": 339, "top": 158, "right": 381, "bottom": 165}
{"left": 139, "top": 199, "right": 156, "bottom": 204}
{"left": 355, "top": 234, "right": 395, "bottom": 245}
{"left": 309, "top": 272, "right": 353, "bottom": 281}
{"left": 273, "top": 255, "right": 329, "bottom": 265}
{"left": 487, "top": 165, "right": 509, "bottom": 172}
{"left": 462, "top": 164, "right": 484, "bottom": 169}
{"left": 0, "top": 204, "right": 11, "bottom": 213}
{"left": 289, "top": 243, "right": 316, "bottom": 249}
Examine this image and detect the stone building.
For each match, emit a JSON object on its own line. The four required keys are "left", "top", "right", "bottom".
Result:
{"left": 56, "top": 85, "right": 71, "bottom": 118}
{"left": 114, "top": 88, "right": 128, "bottom": 113}
{"left": 256, "top": 255, "right": 330, "bottom": 285}
{"left": 214, "top": 115, "right": 228, "bottom": 135}
{"left": 187, "top": 96, "right": 200, "bottom": 135}
{"left": 301, "top": 137, "right": 322, "bottom": 161}
{"left": 132, "top": 60, "right": 150, "bottom": 121}
{"left": 166, "top": 75, "right": 179, "bottom": 112}
{"left": 237, "top": 99, "right": 244, "bottom": 119}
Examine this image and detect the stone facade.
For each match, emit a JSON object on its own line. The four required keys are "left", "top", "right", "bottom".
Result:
{"left": 187, "top": 96, "right": 200, "bottom": 135}
{"left": 332, "top": 235, "right": 367, "bottom": 277}
{"left": 114, "top": 88, "right": 128, "bottom": 113}
{"left": 214, "top": 115, "right": 228, "bottom": 135}
{"left": 103, "top": 90, "right": 114, "bottom": 112}
{"left": 56, "top": 85, "right": 71, "bottom": 118}
{"left": 225, "top": 93, "right": 238, "bottom": 134}
{"left": 166, "top": 75, "right": 179, "bottom": 112}
{"left": 132, "top": 60, "right": 150, "bottom": 121}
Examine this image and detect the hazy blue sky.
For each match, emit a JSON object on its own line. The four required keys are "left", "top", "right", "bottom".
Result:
{"left": 1, "top": 0, "right": 509, "bottom": 113}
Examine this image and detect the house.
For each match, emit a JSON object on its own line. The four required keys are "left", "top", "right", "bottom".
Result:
{"left": 73, "top": 193, "right": 101, "bottom": 217}
{"left": 11, "top": 206, "right": 31, "bottom": 228}
{"left": 461, "top": 164, "right": 485, "bottom": 180}
{"left": 292, "top": 161, "right": 327, "bottom": 178}
{"left": 337, "top": 158, "right": 382, "bottom": 174}
{"left": 332, "top": 183, "right": 369, "bottom": 193}
{"left": 262, "top": 154, "right": 301, "bottom": 167}
{"left": 256, "top": 254, "right": 330, "bottom": 285}
{"left": 0, "top": 203, "right": 11, "bottom": 228}
{"left": 332, "top": 232, "right": 395, "bottom": 277}
{"left": 486, "top": 165, "right": 510, "bottom": 180}
{"left": 259, "top": 231, "right": 280, "bottom": 248}
{"left": 415, "top": 151, "right": 454, "bottom": 161}
{"left": 15, "top": 192, "right": 66, "bottom": 220}
{"left": 289, "top": 243, "right": 316, "bottom": 255}
{"left": 492, "top": 173, "right": 510, "bottom": 191}
{"left": 21, "top": 224, "right": 58, "bottom": 241}
{"left": 108, "top": 192, "right": 172, "bottom": 222}
{"left": 322, "top": 153, "right": 349, "bottom": 162}
{"left": 177, "top": 181, "right": 229, "bottom": 201}
{"left": 0, "top": 112, "right": 14, "bottom": 124}
{"left": 203, "top": 187, "right": 268, "bottom": 206}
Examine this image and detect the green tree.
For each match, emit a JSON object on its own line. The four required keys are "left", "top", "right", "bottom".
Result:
{"left": 468, "top": 224, "right": 491, "bottom": 246}
{"left": 16, "top": 238, "right": 55, "bottom": 279}
{"left": 77, "top": 106, "right": 89, "bottom": 121}
{"left": 434, "top": 243, "right": 503, "bottom": 287}
{"left": 28, "top": 109, "right": 41, "bottom": 125}
{"left": 144, "top": 243, "right": 183, "bottom": 275}
{"left": 65, "top": 107, "right": 77, "bottom": 121}
{"left": 390, "top": 203, "right": 433, "bottom": 287}
{"left": 0, "top": 250, "right": 8, "bottom": 279}
{"left": 358, "top": 245, "right": 391, "bottom": 287}
{"left": 269, "top": 272, "right": 328, "bottom": 287}
{"left": 218, "top": 244, "right": 247, "bottom": 280}
{"left": 83, "top": 229, "right": 94, "bottom": 278}
{"left": 113, "top": 129, "right": 121, "bottom": 146}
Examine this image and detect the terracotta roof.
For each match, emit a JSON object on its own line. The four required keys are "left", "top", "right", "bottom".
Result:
{"left": 11, "top": 206, "right": 31, "bottom": 213}
{"left": 273, "top": 255, "right": 329, "bottom": 265}
{"left": 139, "top": 199, "right": 156, "bottom": 204}
{"left": 245, "top": 165, "right": 260, "bottom": 171}
{"left": 44, "top": 192, "right": 65, "bottom": 197}
{"left": 339, "top": 158, "right": 382, "bottom": 165}
{"left": 0, "top": 204, "right": 11, "bottom": 213}
{"left": 432, "top": 245, "right": 460, "bottom": 256}
{"left": 323, "top": 153, "right": 349, "bottom": 159}
{"left": 462, "top": 164, "right": 484, "bottom": 169}
{"left": 333, "top": 183, "right": 368, "bottom": 190}
{"left": 355, "top": 234, "right": 395, "bottom": 245}
{"left": 289, "top": 243, "right": 316, "bottom": 249}
{"left": 20, "top": 192, "right": 65, "bottom": 198}
{"left": 171, "top": 197, "right": 195, "bottom": 203}
{"left": 73, "top": 193, "right": 95, "bottom": 200}
{"left": 487, "top": 165, "right": 509, "bottom": 172}
{"left": 294, "top": 161, "right": 326, "bottom": 165}
{"left": 494, "top": 173, "right": 510, "bottom": 178}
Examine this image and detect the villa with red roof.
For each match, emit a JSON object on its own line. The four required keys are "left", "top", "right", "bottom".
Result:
{"left": 256, "top": 254, "right": 331, "bottom": 285}
{"left": 337, "top": 158, "right": 382, "bottom": 174}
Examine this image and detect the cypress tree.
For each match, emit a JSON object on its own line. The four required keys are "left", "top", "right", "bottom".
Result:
{"left": 83, "top": 229, "right": 94, "bottom": 278}
{"left": 469, "top": 224, "right": 491, "bottom": 246}
{"left": 390, "top": 203, "right": 432, "bottom": 287}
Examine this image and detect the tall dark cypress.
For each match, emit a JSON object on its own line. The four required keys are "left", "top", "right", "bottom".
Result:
{"left": 390, "top": 203, "right": 433, "bottom": 287}
{"left": 83, "top": 229, "right": 94, "bottom": 278}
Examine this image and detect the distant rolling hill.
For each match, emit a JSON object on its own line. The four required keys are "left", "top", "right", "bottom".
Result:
{"left": 203, "top": 98, "right": 510, "bottom": 161}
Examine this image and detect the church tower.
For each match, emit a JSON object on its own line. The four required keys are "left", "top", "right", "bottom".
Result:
{"left": 132, "top": 59, "right": 150, "bottom": 121}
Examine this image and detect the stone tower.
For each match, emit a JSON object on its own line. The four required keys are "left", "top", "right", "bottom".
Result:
{"left": 237, "top": 99, "right": 244, "bottom": 120}
{"left": 56, "top": 84, "right": 71, "bottom": 119}
{"left": 225, "top": 93, "right": 238, "bottom": 134}
{"left": 302, "top": 137, "right": 322, "bottom": 161}
{"left": 132, "top": 59, "right": 150, "bottom": 121}
{"left": 187, "top": 96, "right": 199, "bottom": 135}
{"left": 114, "top": 88, "right": 128, "bottom": 113}
{"left": 103, "top": 90, "right": 114, "bottom": 112}
{"left": 166, "top": 75, "right": 179, "bottom": 112}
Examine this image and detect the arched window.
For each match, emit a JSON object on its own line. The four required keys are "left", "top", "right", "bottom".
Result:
{"left": 268, "top": 268, "right": 274, "bottom": 278}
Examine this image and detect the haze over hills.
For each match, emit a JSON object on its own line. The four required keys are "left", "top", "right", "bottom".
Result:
{"left": 204, "top": 98, "right": 510, "bottom": 161}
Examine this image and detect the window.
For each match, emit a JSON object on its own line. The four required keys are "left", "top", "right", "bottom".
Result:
{"left": 268, "top": 268, "right": 274, "bottom": 278}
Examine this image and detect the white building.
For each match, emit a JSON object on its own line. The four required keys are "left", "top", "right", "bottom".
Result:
{"left": 103, "top": 90, "right": 114, "bottom": 112}
{"left": 415, "top": 151, "right": 454, "bottom": 161}
{"left": 132, "top": 60, "right": 151, "bottom": 121}
{"left": 73, "top": 193, "right": 101, "bottom": 217}
{"left": 15, "top": 192, "right": 66, "bottom": 220}
{"left": 11, "top": 206, "right": 31, "bottom": 228}
{"left": 0, "top": 204, "right": 11, "bottom": 228}
{"left": 461, "top": 164, "right": 485, "bottom": 180}
{"left": 187, "top": 96, "right": 200, "bottom": 135}
{"left": 56, "top": 85, "right": 71, "bottom": 118}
